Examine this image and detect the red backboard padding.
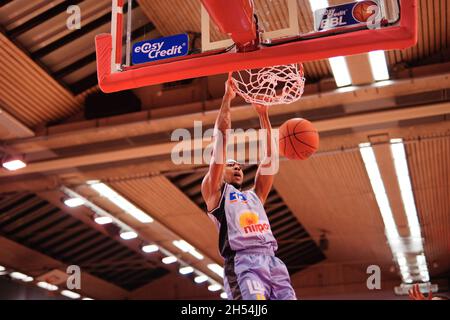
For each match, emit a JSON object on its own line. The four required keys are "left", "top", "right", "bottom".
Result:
{"left": 95, "top": 0, "right": 417, "bottom": 93}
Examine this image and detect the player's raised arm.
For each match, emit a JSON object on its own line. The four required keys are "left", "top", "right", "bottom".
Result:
{"left": 253, "top": 103, "right": 276, "bottom": 204}
{"left": 201, "top": 74, "right": 236, "bottom": 210}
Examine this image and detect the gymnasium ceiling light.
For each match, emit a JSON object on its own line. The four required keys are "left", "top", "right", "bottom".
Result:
{"left": 359, "top": 143, "right": 399, "bottom": 240}
{"left": 179, "top": 266, "right": 194, "bottom": 275}
{"left": 390, "top": 139, "right": 422, "bottom": 239}
{"left": 94, "top": 216, "right": 113, "bottom": 225}
{"left": 10, "top": 272, "right": 33, "bottom": 282}
{"left": 390, "top": 139, "right": 429, "bottom": 283}
{"left": 208, "top": 283, "right": 222, "bottom": 292}
{"left": 369, "top": 50, "right": 390, "bottom": 81}
{"left": 329, "top": 56, "right": 353, "bottom": 87}
{"left": 61, "top": 290, "right": 81, "bottom": 299}
{"left": 162, "top": 256, "right": 177, "bottom": 264}
{"left": 61, "top": 187, "right": 224, "bottom": 284}
{"left": 194, "top": 275, "right": 209, "bottom": 284}
{"left": 2, "top": 157, "right": 26, "bottom": 171}
{"left": 63, "top": 197, "right": 85, "bottom": 208}
{"left": 37, "top": 281, "right": 58, "bottom": 291}
{"left": 207, "top": 264, "right": 224, "bottom": 278}
{"left": 308, "top": 0, "right": 329, "bottom": 12}
{"left": 89, "top": 182, "right": 154, "bottom": 223}
{"left": 359, "top": 140, "right": 430, "bottom": 284}
{"left": 119, "top": 230, "right": 138, "bottom": 240}
{"left": 220, "top": 292, "right": 228, "bottom": 299}
{"left": 142, "top": 244, "right": 159, "bottom": 253}
{"left": 173, "top": 240, "right": 204, "bottom": 260}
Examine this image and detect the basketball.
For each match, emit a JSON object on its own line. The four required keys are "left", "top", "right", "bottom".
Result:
{"left": 352, "top": 0, "right": 377, "bottom": 22}
{"left": 279, "top": 118, "right": 319, "bottom": 160}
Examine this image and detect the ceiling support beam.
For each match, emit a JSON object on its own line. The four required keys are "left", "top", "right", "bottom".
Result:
{"left": 1, "top": 101, "right": 449, "bottom": 177}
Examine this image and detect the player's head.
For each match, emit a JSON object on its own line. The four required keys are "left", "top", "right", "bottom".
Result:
{"left": 224, "top": 159, "right": 243, "bottom": 189}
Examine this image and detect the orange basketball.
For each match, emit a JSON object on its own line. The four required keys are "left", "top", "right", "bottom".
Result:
{"left": 352, "top": 0, "right": 377, "bottom": 22}
{"left": 279, "top": 118, "right": 319, "bottom": 160}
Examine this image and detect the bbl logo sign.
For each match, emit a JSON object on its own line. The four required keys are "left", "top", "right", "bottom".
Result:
{"left": 314, "top": 0, "right": 382, "bottom": 31}
{"left": 132, "top": 33, "right": 188, "bottom": 65}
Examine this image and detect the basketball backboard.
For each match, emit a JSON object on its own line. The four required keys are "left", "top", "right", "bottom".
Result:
{"left": 95, "top": 0, "right": 415, "bottom": 92}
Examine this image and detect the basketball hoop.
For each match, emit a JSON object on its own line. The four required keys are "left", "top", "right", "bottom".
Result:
{"left": 230, "top": 63, "right": 306, "bottom": 106}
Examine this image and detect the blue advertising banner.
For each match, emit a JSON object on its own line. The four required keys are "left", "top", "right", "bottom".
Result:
{"left": 314, "top": 0, "right": 382, "bottom": 32}
{"left": 132, "top": 33, "right": 189, "bottom": 65}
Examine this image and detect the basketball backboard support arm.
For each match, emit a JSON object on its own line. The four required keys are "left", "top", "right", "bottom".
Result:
{"left": 201, "top": 0, "right": 299, "bottom": 52}
{"left": 95, "top": 0, "right": 417, "bottom": 93}
{"left": 110, "top": 0, "right": 124, "bottom": 73}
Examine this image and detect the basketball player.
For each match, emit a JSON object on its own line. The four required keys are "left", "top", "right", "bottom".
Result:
{"left": 201, "top": 74, "right": 296, "bottom": 300}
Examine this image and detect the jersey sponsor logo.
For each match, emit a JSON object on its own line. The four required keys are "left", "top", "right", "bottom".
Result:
{"left": 238, "top": 212, "right": 270, "bottom": 236}
{"left": 229, "top": 191, "right": 247, "bottom": 204}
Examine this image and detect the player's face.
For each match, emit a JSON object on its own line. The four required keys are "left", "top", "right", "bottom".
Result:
{"left": 224, "top": 161, "right": 243, "bottom": 187}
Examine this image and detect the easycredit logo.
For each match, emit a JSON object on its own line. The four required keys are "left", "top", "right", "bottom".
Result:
{"left": 238, "top": 212, "right": 270, "bottom": 236}
{"left": 132, "top": 34, "right": 188, "bottom": 65}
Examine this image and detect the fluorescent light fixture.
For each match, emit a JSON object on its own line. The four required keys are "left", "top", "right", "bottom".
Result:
{"left": 220, "top": 292, "right": 228, "bottom": 299}
{"left": 119, "top": 231, "right": 138, "bottom": 240}
{"left": 61, "top": 290, "right": 81, "bottom": 299}
{"left": 162, "top": 256, "right": 177, "bottom": 264}
{"left": 329, "top": 56, "right": 352, "bottom": 87}
{"left": 189, "top": 250, "right": 204, "bottom": 260}
{"left": 397, "top": 254, "right": 407, "bottom": 267}
{"left": 404, "top": 278, "right": 413, "bottom": 284}
{"left": 401, "top": 270, "right": 411, "bottom": 279}
{"left": 2, "top": 159, "right": 26, "bottom": 171}
{"left": 361, "top": 140, "right": 431, "bottom": 286}
{"left": 173, "top": 240, "right": 193, "bottom": 252}
{"left": 94, "top": 216, "right": 113, "bottom": 225}
{"left": 369, "top": 51, "right": 390, "bottom": 81}
{"left": 359, "top": 143, "right": 399, "bottom": 239}
{"left": 0, "top": 265, "right": 5, "bottom": 272}
{"left": 82, "top": 297, "right": 94, "bottom": 300}
{"left": 37, "top": 281, "right": 58, "bottom": 291}
{"left": 64, "top": 197, "right": 85, "bottom": 208}
{"left": 207, "top": 264, "right": 224, "bottom": 278}
{"left": 309, "top": 0, "right": 329, "bottom": 12}
{"left": 10, "top": 272, "right": 28, "bottom": 281}
{"left": 179, "top": 266, "right": 194, "bottom": 275}
{"left": 208, "top": 284, "right": 222, "bottom": 292}
{"left": 416, "top": 254, "right": 426, "bottom": 266}
{"left": 374, "top": 80, "right": 395, "bottom": 87}
{"left": 390, "top": 139, "right": 422, "bottom": 239}
{"left": 90, "top": 183, "right": 153, "bottom": 223}
{"left": 194, "top": 275, "right": 209, "bottom": 284}
{"left": 23, "top": 276, "right": 33, "bottom": 282}
{"left": 418, "top": 265, "right": 428, "bottom": 272}
{"left": 173, "top": 240, "right": 204, "bottom": 260}
{"left": 399, "top": 265, "right": 409, "bottom": 273}
{"left": 142, "top": 244, "right": 159, "bottom": 253}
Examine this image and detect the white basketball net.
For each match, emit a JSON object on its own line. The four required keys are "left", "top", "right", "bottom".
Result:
{"left": 231, "top": 63, "right": 305, "bottom": 106}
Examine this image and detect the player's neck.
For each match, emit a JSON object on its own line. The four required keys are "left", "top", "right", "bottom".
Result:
{"left": 230, "top": 182, "right": 242, "bottom": 190}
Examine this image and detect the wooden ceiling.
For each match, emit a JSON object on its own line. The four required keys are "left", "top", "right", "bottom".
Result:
{"left": 0, "top": 0, "right": 449, "bottom": 299}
